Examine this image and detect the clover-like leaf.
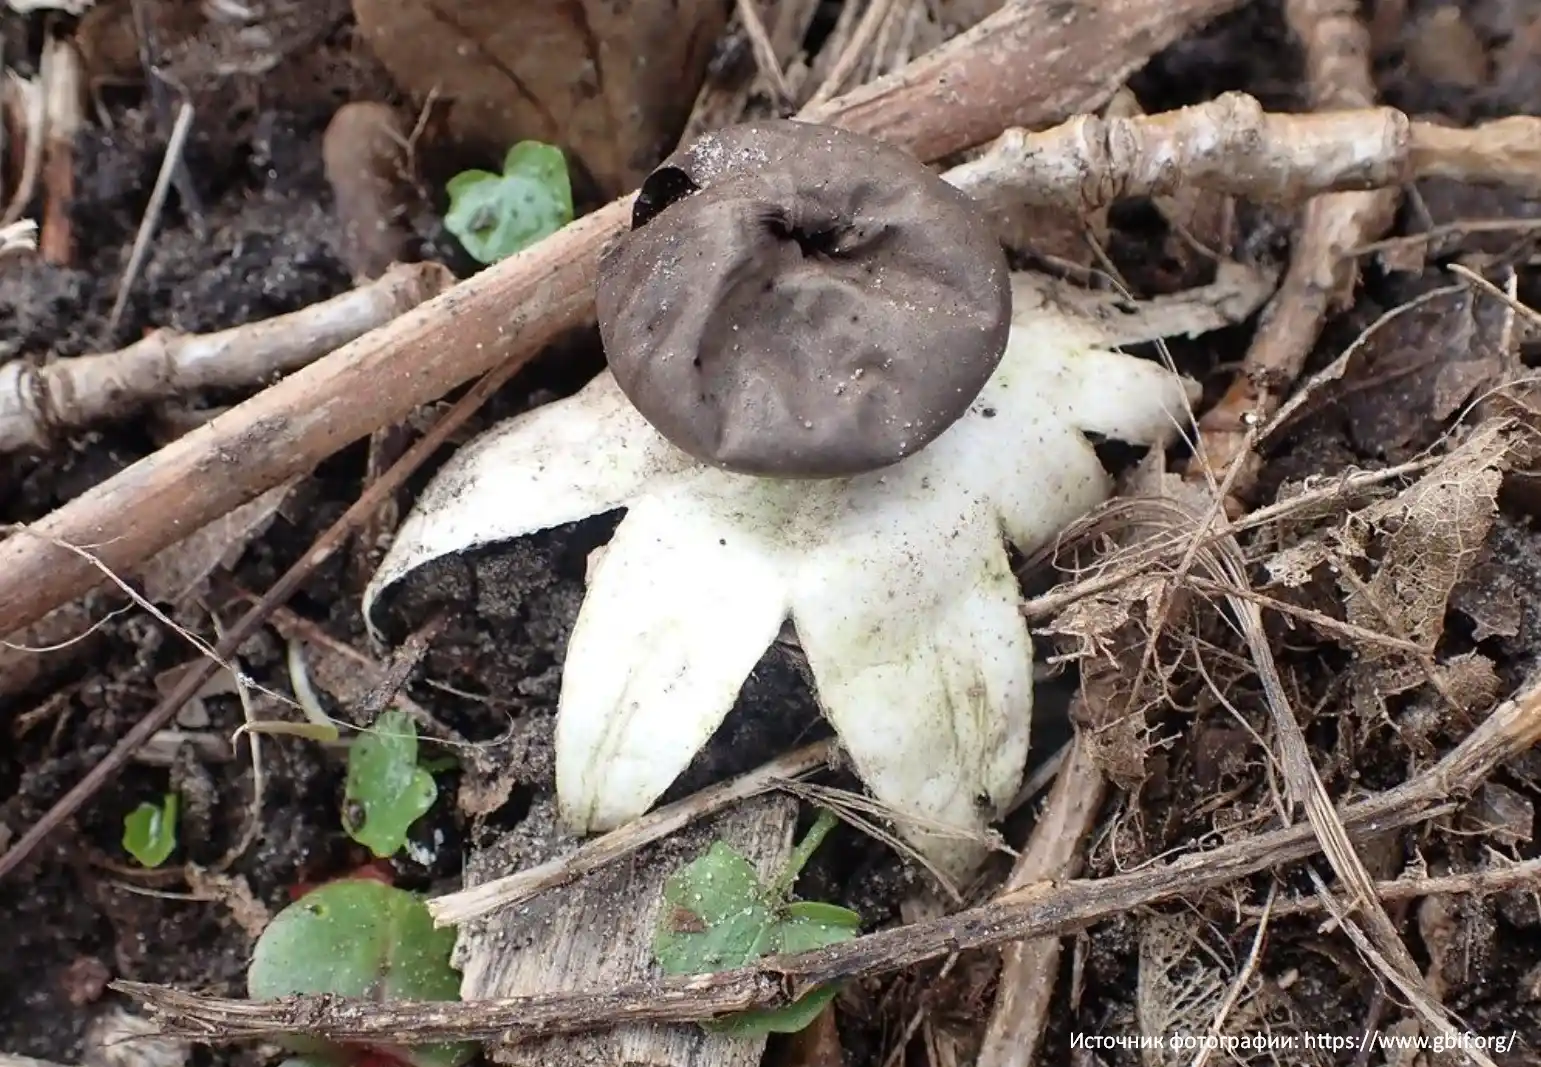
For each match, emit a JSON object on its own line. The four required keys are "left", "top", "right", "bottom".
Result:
{"left": 343, "top": 709, "right": 437, "bottom": 857}
{"left": 248, "top": 879, "right": 475, "bottom": 1067}
{"left": 444, "top": 140, "right": 574, "bottom": 264}
{"left": 123, "top": 793, "right": 179, "bottom": 868}
{"left": 653, "top": 810, "right": 859, "bottom": 1037}
{"left": 654, "top": 842, "right": 776, "bottom": 975}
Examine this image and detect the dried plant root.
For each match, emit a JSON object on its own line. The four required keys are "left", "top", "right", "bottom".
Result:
{"left": 0, "top": 261, "right": 452, "bottom": 453}
{"left": 1190, "top": 0, "right": 1398, "bottom": 494}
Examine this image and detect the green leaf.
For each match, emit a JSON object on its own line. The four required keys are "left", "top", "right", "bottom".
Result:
{"left": 444, "top": 141, "right": 574, "bottom": 265}
{"left": 707, "top": 984, "right": 842, "bottom": 1037}
{"left": 651, "top": 811, "right": 861, "bottom": 1038}
{"left": 655, "top": 842, "right": 776, "bottom": 975}
{"left": 343, "top": 709, "right": 437, "bottom": 857}
{"left": 248, "top": 879, "right": 475, "bottom": 1067}
{"left": 123, "top": 793, "right": 179, "bottom": 868}
{"left": 776, "top": 901, "right": 863, "bottom": 954}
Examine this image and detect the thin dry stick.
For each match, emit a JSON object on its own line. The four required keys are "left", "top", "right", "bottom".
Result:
{"left": 806, "top": 0, "right": 899, "bottom": 106}
{"left": 1242, "top": 857, "right": 1541, "bottom": 918}
{"left": 1189, "top": 0, "right": 1401, "bottom": 496}
{"left": 734, "top": 0, "right": 794, "bottom": 105}
{"left": 427, "top": 741, "right": 834, "bottom": 926}
{"left": 0, "top": 0, "right": 1247, "bottom": 692}
{"left": 117, "top": 667, "right": 1541, "bottom": 1043}
{"left": 0, "top": 261, "right": 453, "bottom": 452}
{"left": 104, "top": 100, "right": 195, "bottom": 341}
{"left": 976, "top": 727, "right": 1107, "bottom": 1067}
{"left": 0, "top": 353, "right": 530, "bottom": 881}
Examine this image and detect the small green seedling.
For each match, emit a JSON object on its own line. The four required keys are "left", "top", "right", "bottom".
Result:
{"left": 123, "top": 792, "right": 179, "bottom": 868}
{"left": 444, "top": 141, "right": 574, "bottom": 264}
{"left": 653, "top": 809, "right": 860, "bottom": 1037}
{"left": 248, "top": 879, "right": 475, "bottom": 1067}
{"left": 343, "top": 709, "right": 438, "bottom": 858}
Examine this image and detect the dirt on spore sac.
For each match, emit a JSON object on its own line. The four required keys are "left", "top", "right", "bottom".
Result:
{"left": 5, "top": 1, "right": 1541, "bottom": 1065}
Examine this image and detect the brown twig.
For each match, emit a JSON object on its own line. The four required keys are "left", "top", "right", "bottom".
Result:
{"left": 976, "top": 727, "right": 1106, "bottom": 1067}
{"left": 0, "top": 261, "right": 453, "bottom": 453}
{"left": 104, "top": 100, "right": 195, "bottom": 342}
{"left": 116, "top": 666, "right": 1541, "bottom": 1044}
{"left": 0, "top": 0, "right": 1248, "bottom": 652}
{"left": 1189, "top": 0, "right": 1401, "bottom": 496}
{"left": 1239, "top": 857, "right": 1541, "bottom": 918}
{"left": 0, "top": 352, "right": 529, "bottom": 881}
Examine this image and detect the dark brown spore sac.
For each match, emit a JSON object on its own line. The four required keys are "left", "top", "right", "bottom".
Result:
{"left": 596, "top": 120, "right": 1011, "bottom": 479}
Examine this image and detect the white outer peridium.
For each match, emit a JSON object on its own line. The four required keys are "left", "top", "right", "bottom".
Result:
{"left": 364, "top": 295, "right": 1200, "bottom": 876}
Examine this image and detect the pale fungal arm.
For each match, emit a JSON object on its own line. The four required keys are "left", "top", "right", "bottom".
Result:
{"left": 555, "top": 477, "right": 793, "bottom": 832}
{"left": 361, "top": 371, "right": 697, "bottom": 626}
{"left": 788, "top": 496, "right": 1034, "bottom": 878}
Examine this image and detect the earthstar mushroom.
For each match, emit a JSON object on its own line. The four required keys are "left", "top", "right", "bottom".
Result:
{"left": 596, "top": 120, "right": 1012, "bottom": 478}
{"left": 364, "top": 278, "right": 1202, "bottom": 877}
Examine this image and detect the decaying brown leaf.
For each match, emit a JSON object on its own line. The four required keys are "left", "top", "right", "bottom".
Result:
{"left": 1340, "top": 285, "right": 1509, "bottom": 458}
{"left": 1342, "top": 422, "right": 1512, "bottom": 707}
{"left": 351, "top": 0, "right": 729, "bottom": 196}
{"left": 1136, "top": 912, "right": 1321, "bottom": 1067}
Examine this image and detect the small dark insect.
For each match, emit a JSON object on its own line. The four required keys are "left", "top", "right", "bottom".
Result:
{"left": 667, "top": 905, "right": 709, "bottom": 933}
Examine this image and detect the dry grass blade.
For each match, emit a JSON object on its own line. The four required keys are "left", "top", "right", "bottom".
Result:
{"left": 104, "top": 100, "right": 195, "bottom": 341}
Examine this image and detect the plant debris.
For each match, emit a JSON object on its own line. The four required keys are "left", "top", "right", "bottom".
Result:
{"left": 12, "top": 2, "right": 1541, "bottom": 1066}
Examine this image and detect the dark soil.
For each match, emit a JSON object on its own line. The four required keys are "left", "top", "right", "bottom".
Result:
{"left": 4, "top": 1, "right": 1541, "bottom": 1066}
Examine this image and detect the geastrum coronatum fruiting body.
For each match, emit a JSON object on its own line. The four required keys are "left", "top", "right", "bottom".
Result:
{"left": 365, "top": 120, "right": 1200, "bottom": 876}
